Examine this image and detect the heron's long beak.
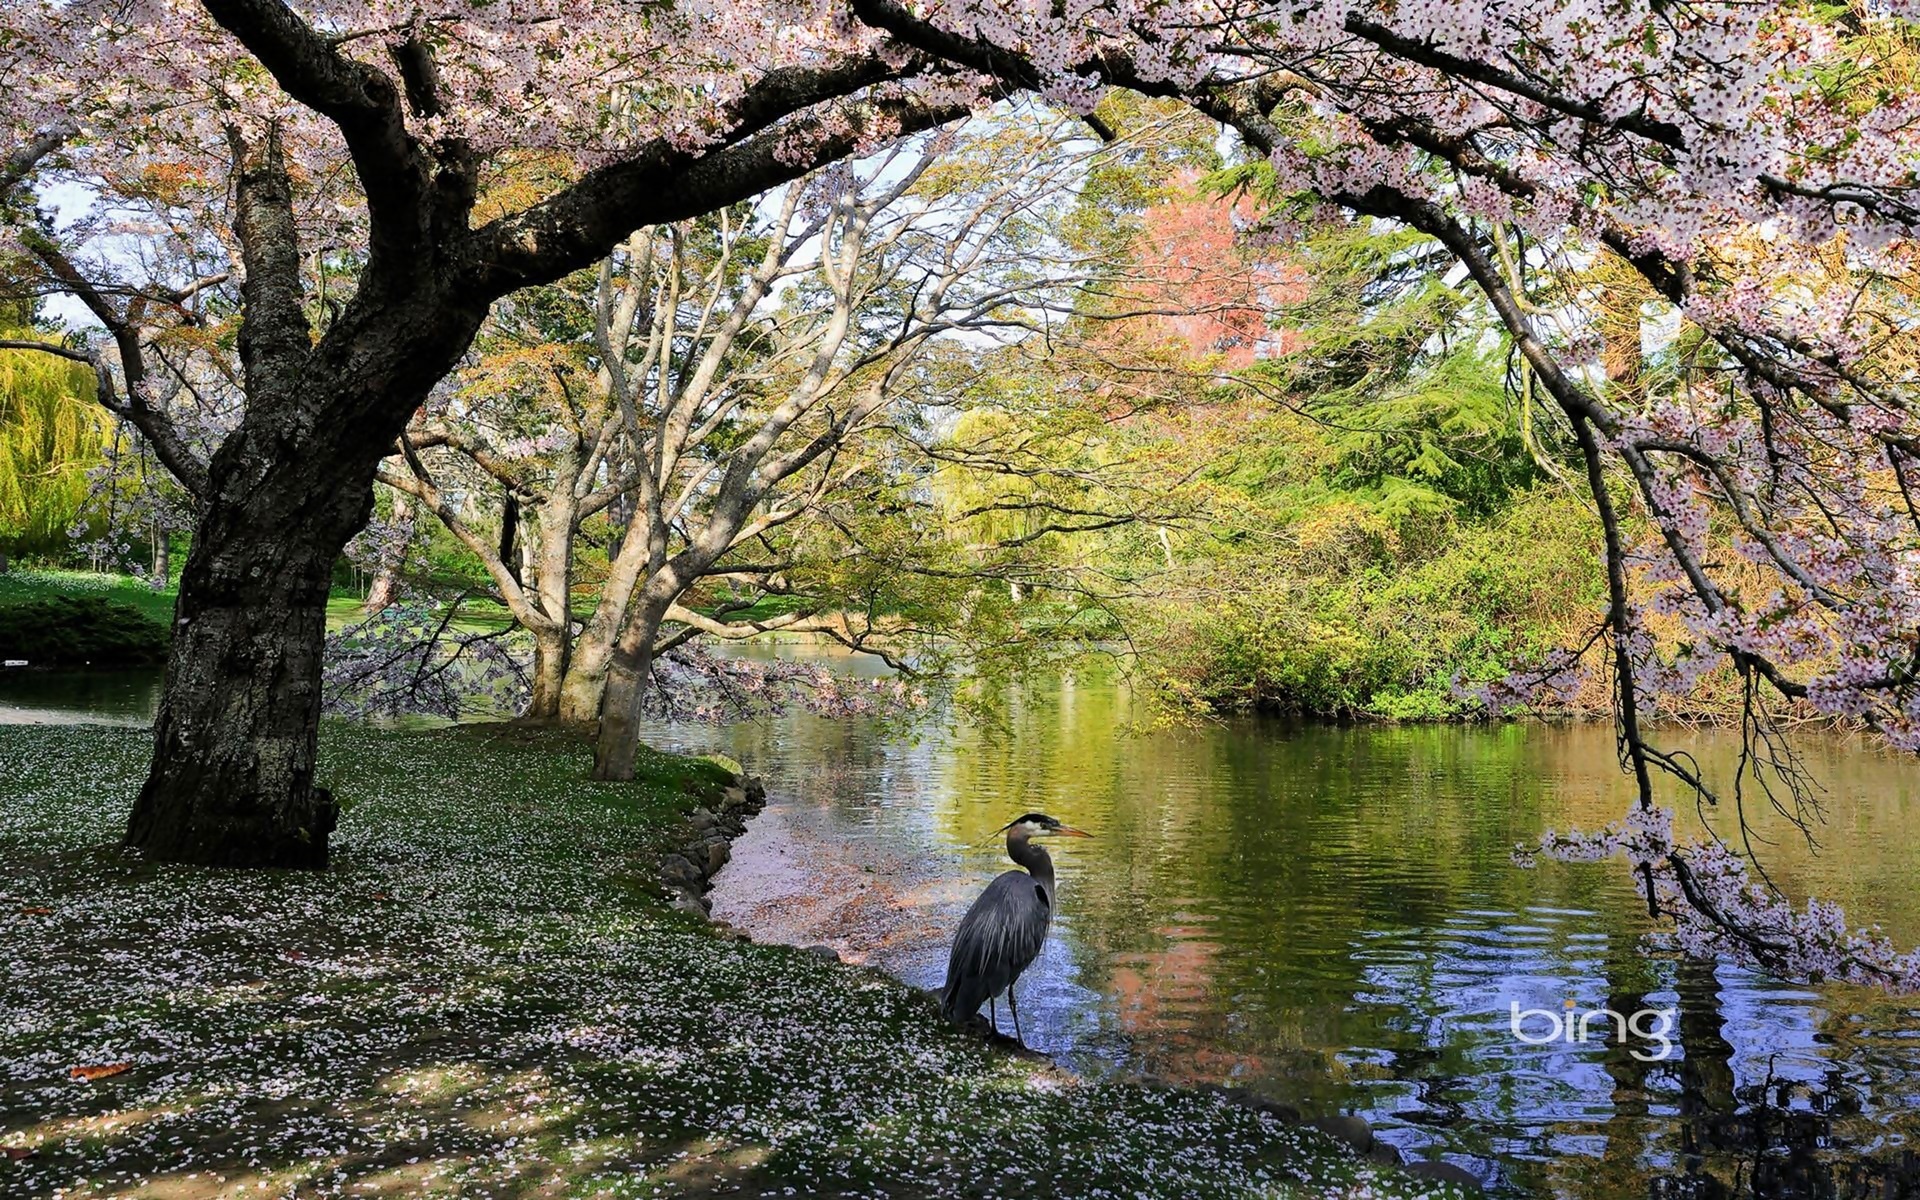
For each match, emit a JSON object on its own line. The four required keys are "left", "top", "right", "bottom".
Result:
{"left": 1053, "top": 825, "right": 1094, "bottom": 838}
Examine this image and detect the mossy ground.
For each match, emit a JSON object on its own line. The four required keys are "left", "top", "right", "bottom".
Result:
{"left": 0, "top": 723, "right": 1454, "bottom": 1198}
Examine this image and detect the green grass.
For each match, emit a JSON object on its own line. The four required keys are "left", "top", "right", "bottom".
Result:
{"left": 695, "top": 593, "right": 816, "bottom": 624}
{"left": 0, "top": 568, "right": 177, "bottom": 626}
{"left": 0, "top": 596, "right": 169, "bottom": 667}
{"left": 0, "top": 570, "right": 515, "bottom": 639}
{"left": 0, "top": 571, "right": 173, "bottom": 666}
{"left": 0, "top": 723, "right": 1449, "bottom": 1199}
{"left": 1, "top": 569, "right": 836, "bottom": 645}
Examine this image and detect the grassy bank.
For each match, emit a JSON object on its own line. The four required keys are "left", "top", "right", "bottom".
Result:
{"left": 0, "top": 571, "right": 172, "bottom": 668}
{"left": 0, "top": 568, "right": 409, "bottom": 631}
{"left": 0, "top": 723, "right": 1445, "bottom": 1198}
{"left": 0, "top": 570, "right": 512, "bottom": 664}
{"left": 1137, "top": 486, "right": 1606, "bottom": 722}
{"left": 0, "top": 570, "right": 178, "bottom": 627}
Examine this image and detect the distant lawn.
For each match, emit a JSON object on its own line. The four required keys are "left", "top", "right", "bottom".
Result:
{"left": 0, "top": 569, "right": 177, "bottom": 626}
{"left": 2, "top": 569, "right": 831, "bottom": 640}
{"left": 0, "top": 723, "right": 1427, "bottom": 1199}
{"left": 0, "top": 570, "right": 509, "bottom": 637}
{"left": 0, "top": 571, "right": 174, "bottom": 667}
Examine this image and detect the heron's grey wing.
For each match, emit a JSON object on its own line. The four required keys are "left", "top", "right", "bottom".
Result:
{"left": 940, "top": 870, "right": 1051, "bottom": 1021}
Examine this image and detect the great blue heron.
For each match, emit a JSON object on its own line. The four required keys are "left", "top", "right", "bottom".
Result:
{"left": 940, "top": 812, "right": 1092, "bottom": 1046}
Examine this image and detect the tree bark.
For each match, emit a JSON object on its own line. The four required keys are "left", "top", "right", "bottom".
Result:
{"left": 557, "top": 650, "right": 610, "bottom": 725}
{"left": 363, "top": 492, "right": 411, "bottom": 614}
{"left": 557, "top": 510, "right": 655, "bottom": 723}
{"left": 526, "top": 621, "right": 571, "bottom": 721}
{"left": 124, "top": 269, "right": 490, "bottom": 865}
{"left": 151, "top": 524, "right": 170, "bottom": 583}
{"left": 362, "top": 562, "right": 399, "bottom": 613}
{"left": 124, "top": 462, "right": 370, "bottom": 866}
{"left": 591, "top": 592, "right": 672, "bottom": 780}
{"left": 557, "top": 596, "right": 630, "bottom": 723}
{"left": 498, "top": 491, "right": 520, "bottom": 585}
{"left": 521, "top": 495, "right": 578, "bottom": 720}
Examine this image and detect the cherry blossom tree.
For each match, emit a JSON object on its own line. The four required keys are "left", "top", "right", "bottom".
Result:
{"left": 0, "top": 0, "right": 981, "bottom": 865}
{"left": 850, "top": 0, "right": 1920, "bottom": 986}
{"left": 6, "top": 0, "right": 1919, "bottom": 971}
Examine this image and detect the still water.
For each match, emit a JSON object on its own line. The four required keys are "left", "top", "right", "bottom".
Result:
{"left": 7, "top": 660, "right": 1920, "bottom": 1197}
{"left": 635, "top": 662, "right": 1920, "bottom": 1200}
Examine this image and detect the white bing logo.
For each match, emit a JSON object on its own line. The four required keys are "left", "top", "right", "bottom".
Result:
{"left": 1508, "top": 999, "right": 1675, "bottom": 1062}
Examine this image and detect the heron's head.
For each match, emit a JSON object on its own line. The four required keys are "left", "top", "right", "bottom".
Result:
{"left": 1000, "top": 812, "right": 1093, "bottom": 840}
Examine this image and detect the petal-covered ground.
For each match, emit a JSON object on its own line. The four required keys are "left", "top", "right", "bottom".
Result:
{"left": 0, "top": 723, "right": 1451, "bottom": 1198}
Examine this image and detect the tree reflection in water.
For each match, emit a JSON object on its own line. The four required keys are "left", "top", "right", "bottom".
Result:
{"left": 636, "top": 663, "right": 1920, "bottom": 1200}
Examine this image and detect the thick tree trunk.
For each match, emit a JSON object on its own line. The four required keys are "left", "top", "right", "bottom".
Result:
{"left": 556, "top": 520, "right": 652, "bottom": 724}
{"left": 124, "top": 478, "right": 366, "bottom": 867}
{"left": 124, "top": 275, "right": 488, "bottom": 865}
{"left": 558, "top": 627, "right": 614, "bottom": 724}
{"left": 591, "top": 642, "right": 654, "bottom": 780}
{"left": 591, "top": 594, "right": 671, "bottom": 780}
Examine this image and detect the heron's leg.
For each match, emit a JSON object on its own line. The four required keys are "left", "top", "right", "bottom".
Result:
{"left": 988, "top": 995, "right": 998, "bottom": 1035}
{"left": 1008, "top": 984, "right": 1025, "bottom": 1047}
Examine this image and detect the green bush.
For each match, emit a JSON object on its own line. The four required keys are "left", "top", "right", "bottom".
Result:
{"left": 1142, "top": 487, "right": 1603, "bottom": 719}
{"left": 0, "top": 595, "right": 170, "bottom": 666}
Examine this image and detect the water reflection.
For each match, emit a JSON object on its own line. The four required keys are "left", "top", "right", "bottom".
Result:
{"left": 638, "top": 660, "right": 1920, "bottom": 1199}
{"left": 0, "top": 667, "right": 161, "bottom": 725}
{"left": 8, "top": 656, "right": 1920, "bottom": 1196}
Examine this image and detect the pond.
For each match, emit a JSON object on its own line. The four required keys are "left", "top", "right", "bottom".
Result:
{"left": 8, "top": 659, "right": 1920, "bottom": 1198}
{"left": 0, "top": 668, "right": 161, "bottom": 726}
{"left": 635, "top": 657, "right": 1920, "bottom": 1200}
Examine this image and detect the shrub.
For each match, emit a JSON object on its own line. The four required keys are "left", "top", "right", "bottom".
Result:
{"left": 0, "top": 596, "right": 170, "bottom": 666}
{"left": 1137, "top": 486, "right": 1605, "bottom": 719}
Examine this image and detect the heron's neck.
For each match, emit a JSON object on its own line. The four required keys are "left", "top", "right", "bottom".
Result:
{"left": 1007, "top": 832, "right": 1054, "bottom": 884}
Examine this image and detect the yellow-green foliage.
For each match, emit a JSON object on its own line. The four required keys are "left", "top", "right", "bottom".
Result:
{"left": 1141, "top": 484, "right": 1603, "bottom": 719}
{"left": 0, "top": 332, "right": 107, "bottom": 555}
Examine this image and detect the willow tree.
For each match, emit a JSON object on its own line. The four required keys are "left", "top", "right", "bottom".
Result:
{"left": 0, "top": 319, "right": 108, "bottom": 557}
